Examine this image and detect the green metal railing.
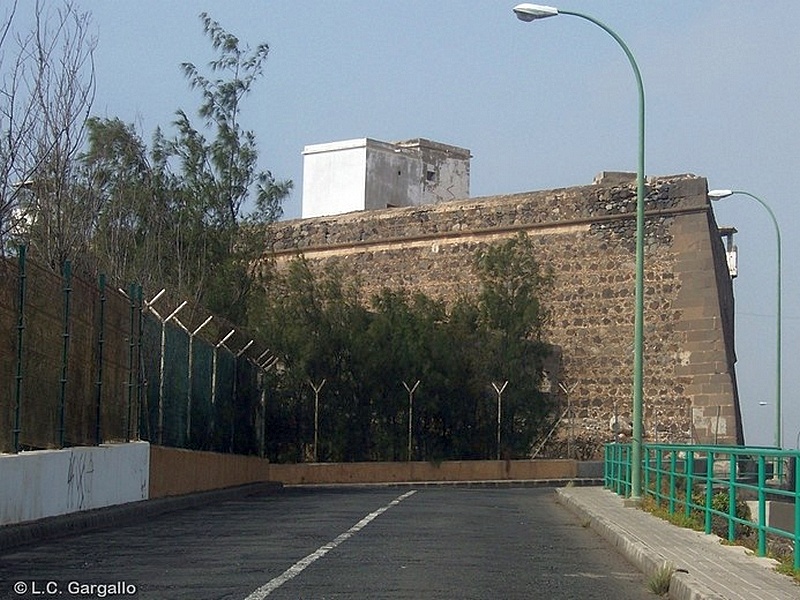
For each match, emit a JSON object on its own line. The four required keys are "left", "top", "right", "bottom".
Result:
{"left": 605, "top": 442, "right": 800, "bottom": 570}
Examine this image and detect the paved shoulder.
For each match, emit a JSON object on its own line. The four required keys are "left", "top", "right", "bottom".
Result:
{"left": 556, "top": 486, "right": 799, "bottom": 600}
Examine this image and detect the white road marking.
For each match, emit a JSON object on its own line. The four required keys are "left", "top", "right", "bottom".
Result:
{"left": 243, "top": 489, "right": 417, "bottom": 599}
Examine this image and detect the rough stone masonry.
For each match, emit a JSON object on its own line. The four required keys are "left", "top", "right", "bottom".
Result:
{"left": 262, "top": 172, "right": 742, "bottom": 458}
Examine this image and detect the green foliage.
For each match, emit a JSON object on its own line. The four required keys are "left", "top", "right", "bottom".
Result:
{"left": 252, "top": 233, "right": 556, "bottom": 463}
{"left": 691, "top": 491, "right": 753, "bottom": 539}
{"left": 647, "top": 563, "right": 675, "bottom": 596}
{"left": 641, "top": 495, "right": 704, "bottom": 532}
{"left": 175, "top": 12, "right": 289, "bottom": 227}
{"left": 644, "top": 489, "right": 798, "bottom": 583}
{"left": 81, "top": 118, "right": 165, "bottom": 290}
{"left": 79, "top": 14, "right": 291, "bottom": 322}
{"left": 473, "top": 233, "right": 554, "bottom": 457}
{"left": 473, "top": 232, "right": 552, "bottom": 341}
{"left": 774, "top": 561, "right": 800, "bottom": 583}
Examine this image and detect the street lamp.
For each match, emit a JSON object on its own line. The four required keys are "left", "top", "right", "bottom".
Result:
{"left": 513, "top": 3, "right": 646, "bottom": 498}
{"left": 709, "top": 189, "right": 782, "bottom": 448}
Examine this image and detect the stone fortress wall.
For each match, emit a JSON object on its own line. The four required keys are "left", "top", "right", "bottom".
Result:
{"left": 263, "top": 172, "right": 742, "bottom": 457}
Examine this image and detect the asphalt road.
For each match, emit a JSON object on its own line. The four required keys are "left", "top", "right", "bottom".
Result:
{"left": 0, "top": 486, "right": 655, "bottom": 600}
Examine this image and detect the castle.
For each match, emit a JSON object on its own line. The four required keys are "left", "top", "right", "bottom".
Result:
{"left": 263, "top": 138, "right": 741, "bottom": 457}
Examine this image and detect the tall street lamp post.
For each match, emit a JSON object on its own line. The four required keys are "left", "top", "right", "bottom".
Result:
{"left": 709, "top": 189, "right": 782, "bottom": 448}
{"left": 513, "top": 3, "right": 646, "bottom": 498}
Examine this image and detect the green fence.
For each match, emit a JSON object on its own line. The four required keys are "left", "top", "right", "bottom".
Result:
{"left": 0, "top": 248, "right": 271, "bottom": 455}
{"left": 0, "top": 250, "right": 137, "bottom": 451}
{"left": 605, "top": 442, "right": 800, "bottom": 570}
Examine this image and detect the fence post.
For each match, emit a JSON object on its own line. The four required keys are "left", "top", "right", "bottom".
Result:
{"left": 58, "top": 260, "right": 72, "bottom": 448}
{"left": 125, "top": 283, "right": 136, "bottom": 442}
{"left": 12, "top": 246, "right": 27, "bottom": 453}
{"left": 174, "top": 314, "right": 213, "bottom": 445}
{"left": 705, "top": 451, "right": 715, "bottom": 535}
{"left": 211, "top": 329, "right": 235, "bottom": 451}
{"left": 757, "top": 455, "right": 767, "bottom": 556}
{"left": 492, "top": 381, "right": 508, "bottom": 461}
{"left": 94, "top": 274, "right": 106, "bottom": 445}
{"left": 669, "top": 450, "right": 677, "bottom": 513}
{"left": 135, "top": 285, "right": 144, "bottom": 440}
{"left": 146, "top": 290, "right": 186, "bottom": 446}
{"left": 655, "top": 448, "right": 663, "bottom": 506}
{"left": 794, "top": 456, "right": 800, "bottom": 570}
{"left": 230, "top": 340, "right": 254, "bottom": 453}
{"left": 403, "top": 380, "right": 420, "bottom": 462}
{"left": 309, "top": 378, "right": 326, "bottom": 462}
{"left": 727, "top": 453, "right": 736, "bottom": 542}
{"left": 685, "top": 450, "right": 695, "bottom": 519}
{"left": 254, "top": 351, "right": 278, "bottom": 459}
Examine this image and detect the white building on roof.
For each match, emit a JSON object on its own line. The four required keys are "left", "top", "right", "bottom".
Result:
{"left": 301, "top": 137, "right": 471, "bottom": 219}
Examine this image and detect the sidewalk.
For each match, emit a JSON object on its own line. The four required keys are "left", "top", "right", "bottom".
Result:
{"left": 556, "top": 486, "right": 799, "bottom": 600}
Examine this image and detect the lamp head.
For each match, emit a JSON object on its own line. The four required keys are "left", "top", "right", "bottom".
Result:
{"left": 708, "top": 189, "right": 734, "bottom": 200}
{"left": 513, "top": 3, "right": 559, "bottom": 22}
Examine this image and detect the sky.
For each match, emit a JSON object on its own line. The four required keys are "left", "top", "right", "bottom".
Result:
{"left": 13, "top": 1, "right": 800, "bottom": 448}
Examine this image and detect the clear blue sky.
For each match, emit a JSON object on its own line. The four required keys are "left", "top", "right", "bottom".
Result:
{"left": 17, "top": 1, "right": 800, "bottom": 447}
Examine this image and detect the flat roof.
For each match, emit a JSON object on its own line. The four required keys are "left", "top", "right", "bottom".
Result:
{"left": 302, "top": 137, "right": 470, "bottom": 158}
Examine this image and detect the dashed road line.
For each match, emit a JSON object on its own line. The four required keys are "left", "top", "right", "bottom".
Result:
{"left": 243, "top": 489, "right": 417, "bottom": 599}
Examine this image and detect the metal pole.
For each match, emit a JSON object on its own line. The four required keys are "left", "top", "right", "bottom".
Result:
{"left": 314, "top": 389, "right": 319, "bottom": 462}
{"left": 310, "top": 378, "right": 326, "bottom": 462}
{"left": 558, "top": 382, "right": 577, "bottom": 459}
{"left": 492, "top": 381, "right": 508, "bottom": 460}
{"left": 148, "top": 296, "right": 187, "bottom": 446}
{"left": 95, "top": 274, "right": 106, "bottom": 445}
{"left": 135, "top": 285, "right": 144, "bottom": 440}
{"left": 158, "top": 319, "right": 166, "bottom": 444}
{"left": 259, "top": 372, "right": 267, "bottom": 459}
{"left": 403, "top": 380, "right": 420, "bottom": 461}
{"left": 536, "top": 8, "right": 646, "bottom": 499}
{"left": 757, "top": 190, "right": 783, "bottom": 448}
{"left": 716, "top": 190, "right": 782, "bottom": 447}
{"left": 230, "top": 339, "right": 254, "bottom": 453}
{"left": 211, "top": 329, "right": 235, "bottom": 450}
{"left": 12, "top": 246, "right": 27, "bottom": 453}
{"left": 183, "top": 315, "right": 212, "bottom": 443}
{"left": 256, "top": 354, "right": 278, "bottom": 459}
{"left": 125, "top": 283, "right": 136, "bottom": 442}
{"left": 58, "top": 260, "right": 72, "bottom": 448}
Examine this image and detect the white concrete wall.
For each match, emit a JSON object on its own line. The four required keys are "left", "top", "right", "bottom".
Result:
{"left": 301, "top": 139, "right": 368, "bottom": 218}
{"left": 0, "top": 442, "right": 149, "bottom": 526}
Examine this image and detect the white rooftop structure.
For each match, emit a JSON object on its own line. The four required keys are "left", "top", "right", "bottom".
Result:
{"left": 301, "top": 138, "right": 471, "bottom": 219}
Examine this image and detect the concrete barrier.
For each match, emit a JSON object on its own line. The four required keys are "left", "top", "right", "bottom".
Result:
{"left": 0, "top": 444, "right": 582, "bottom": 535}
{"left": 148, "top": 446, "right": 273, "bottom": 499}
{"left": 0, "top": 442, "right": 149, "bottom": 526}
{"left": 268, "top": 459, "right": 578, "bottom": 486}
{"left": 149, "top": 445, "right": 579, "bottom": 497}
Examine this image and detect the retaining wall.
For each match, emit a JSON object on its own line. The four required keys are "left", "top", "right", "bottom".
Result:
{"left": 268, "top": 458, "right": 577, "bottom": 486}
{"left": 1, "top": 444, "right": 583, "bottom": 528}
{"left": 148, "top": 445, "right": 273, "bottom": 499}
{"left": 149, "top": 445, "right": 578, "bottom": 497}
{"left": 0, "top": 442, "right": 149, "bottom": 526}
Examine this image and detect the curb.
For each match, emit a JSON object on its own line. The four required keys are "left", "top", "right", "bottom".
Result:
{"left": 284, "top": 478, "right": 604, "bottom": 490}
{"left": 554, "top": 488, "right": 726, "bottom": 600}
